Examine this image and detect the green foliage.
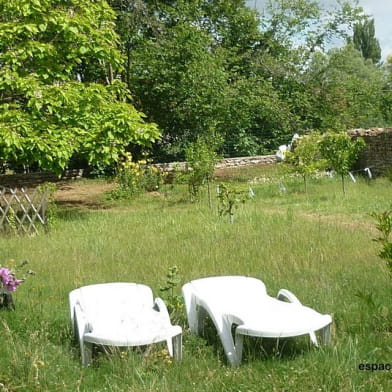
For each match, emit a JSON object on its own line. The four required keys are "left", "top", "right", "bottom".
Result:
{"left": 219, "top": 77, "right": 295, "bottom": 156}
{"left": 5, "top": 208, "right": 17, "bottom": 235}
{"left": 216, "top": 183, "right": 249, "bottom": 223}
{"left": 320, "top": 132, "right": 366, "bottom": 194}
{"left": 1, "top": 0, "right": 388, "bottom": 171}
{"left": 304, "top": 45, "right": 386, "bottom": 131}
{"left": 0, "top": 0, "right": 160, "bottom": 173}
{"left": 371, "top": 209, "right": 392, "bottom": 276}
{"left": 110, "top": 153, "right": 167, "bottom": 199}
{"left": 159, "top": 265, "right": 183, "bottom": 324}
{"left": 285, "top": 132, "right": 327, "bottom": 194}
{"left": 352, "top": 18, "right": 381, "bottom": 64}
{"left": 385, "top": 168, "right": 392, "bottom": 182}
{"left": 129, "top": 22, "right": 228, "bottom": 159}
{"left": 184, "top": 136, "right": 220, "bottom": 202}
{"left": 107, "top": 0, "right": 391, "bottom": 160}
{"left": 354, "top": 291, "right": 390, "bottom": 332}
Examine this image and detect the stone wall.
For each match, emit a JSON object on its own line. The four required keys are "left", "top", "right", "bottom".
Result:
{"left": 215, "top": 155, "right": 277, "bottom": 169}
{"left": 348, "top": 128, "right": 392, "bottom": 175}
{"left": 0, "top": 157, "right": 277, "bottom": 188}
{"left": 155, "top": 155, "right": 277, "bottom": 172}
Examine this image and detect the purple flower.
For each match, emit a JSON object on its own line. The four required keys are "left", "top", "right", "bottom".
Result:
{"left": 0, "top": 267, "right": 23, "bottom": 292}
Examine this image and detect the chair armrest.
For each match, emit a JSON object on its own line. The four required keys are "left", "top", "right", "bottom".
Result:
{"left": 277, "top": 289, "right": 302, "bottom": 305}
{"left": 153, "top": 297, "right": 171, "bottom": 323}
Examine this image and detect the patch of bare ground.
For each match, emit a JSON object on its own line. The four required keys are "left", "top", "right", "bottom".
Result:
{"left": 54, "top": 180, "right": 115, "bottom": 209}
{"left": 302, "top": 212, "right": 376, "bottom": 234}
{"left": 264, "top": 207, "right": 376, "bottom": 234}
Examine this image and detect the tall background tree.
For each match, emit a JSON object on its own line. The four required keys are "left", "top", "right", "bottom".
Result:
{"left": 352, "top": 18, "right": 382, "bottom": 64}
{"left": 303, "top": 44, "right": 386, "bottom": 131}
{"left": 107, "top": 0, "right": 390, "bottom": 162}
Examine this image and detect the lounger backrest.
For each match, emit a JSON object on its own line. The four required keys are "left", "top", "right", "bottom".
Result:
{"left": 192, "top": 276, "right": 267, "bottom": 303}
{"left": 75, "top": 283, "right": 154, "bottom": 317}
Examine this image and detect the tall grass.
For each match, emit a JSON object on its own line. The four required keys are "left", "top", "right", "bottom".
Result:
{"left": 0, "top": 168, "right": 391, "bottom": 391}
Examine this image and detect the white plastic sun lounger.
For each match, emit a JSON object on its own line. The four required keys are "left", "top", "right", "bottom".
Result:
{"left": 69, "top": 282, "right": 182, "bottom": 366}
{"left": 182, "top": 276, "right": 332, "bottom": 366}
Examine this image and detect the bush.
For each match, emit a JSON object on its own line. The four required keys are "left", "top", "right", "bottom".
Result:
{"left": 371, "top": 209, "right": 392, "bottom": 276}
{"left": 184, "top": 136, "right": 220, "bottom": 205}
{"left": 110, "top": 153, "right": 167, "bottom": 199}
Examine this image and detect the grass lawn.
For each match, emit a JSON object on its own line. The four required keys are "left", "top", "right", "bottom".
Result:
{"left": 0, "top": 165, "right": 391, "bottom": 391}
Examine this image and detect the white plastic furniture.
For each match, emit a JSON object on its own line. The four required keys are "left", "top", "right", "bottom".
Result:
{"left": 182, "top": 276, "right": 332, "bottom": 366}
{"left": 69, "top": 282, "right": 182, "bottom": 366}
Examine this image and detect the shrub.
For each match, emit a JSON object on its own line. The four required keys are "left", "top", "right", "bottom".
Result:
{"left": 184, "top": 136, "right": 219, "bottom": 205}
{"left": 371, "top": 209, "right": 392, "bottom": 276}
{"left": 216, "top": 183, "right": 249, "bottom": 223}
{"left": 285, "top": 132, "right": 327, "bottom": 194}
{"left": 111, "top": 153, "right": 167, "bottom": 199}
{"left": 320, "top": 132, "right": 366, "bottom": 195}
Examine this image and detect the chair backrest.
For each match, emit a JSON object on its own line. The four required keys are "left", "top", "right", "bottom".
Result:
{"left": 190, "top": 276, "right": 267, "bottom": 304}
{"left": 70, "top": 282, "right": 154, "bottom": 320}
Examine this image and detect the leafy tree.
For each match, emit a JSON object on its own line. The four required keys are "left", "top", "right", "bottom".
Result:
{"left": 108, "top": 0, "right": 162, "bottom": 88}
{"left": 244, "top": 0, "right": 370, "bottom": 143}
{"left": 108, "top": 0, "right": 380, "bottom": 161}
{"left": 184, "top": 134, "right": 220, "bottom": 206}
{"left": 352, "top": 18, "right": 381, "bottom": 64}
{"left": 217, "top": 183, "right": 249, "bottom": 223}
{"left": 285, "top": 132, "right": 326, "bottom": 194}
{"left": 0, "top": 0, "right": 160, "bottom": 174}
{"left": 304, "top": 45, "right": 386, "bottom": 131}
{"left": 129, "top": 23, "right": 228, "bottom": 160}
{"left": 219, "top": 77, "right": 296, "bottom": 156}
{"left": 320, "top": 131, "right": 365, "bottom": 195}
{"left": 259, "top": 0, "right": 366, "bottom": 56}
{"left": 380, "top": 56, "right": 392, "bottom": 125}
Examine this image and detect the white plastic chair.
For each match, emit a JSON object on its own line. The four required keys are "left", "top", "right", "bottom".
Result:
{"left": 182, "top": 276, "right": 332, "bottom": 366}
{"left": 69, "top": 282, "right": 182, "bottom": 366}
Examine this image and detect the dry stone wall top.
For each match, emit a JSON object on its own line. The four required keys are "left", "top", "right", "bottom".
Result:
{"left": 155, "top": 155, "right": 277, "bottom": 172}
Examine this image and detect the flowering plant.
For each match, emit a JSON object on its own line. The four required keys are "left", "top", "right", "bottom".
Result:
{"left": 0, "top": 261, "right": 31, "bottom": 309}
{"left": 0, "top": 267, "right": 23, "bottom": 292}
{"left": 110, "top": 152, "right": 167, "bottom": 199}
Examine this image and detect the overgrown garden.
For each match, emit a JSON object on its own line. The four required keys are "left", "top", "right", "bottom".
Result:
{"left": 1, "top": 1, "right": 392, "bottom": 390}
{"left": 1, "top": 162, "right": 392, "bottom": 391}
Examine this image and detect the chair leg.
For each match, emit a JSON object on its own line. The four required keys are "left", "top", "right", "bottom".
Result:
{"left": 309, "top": 331, "right": 318, "bottom": 347}
{"left": 172, "top": 333, "right": 182, "bottom": 361}
{"left": 185, "top": 296, "right": 204, "bottom": 334}
{"left": 234, "top": 332, "right": 244, "bottom": 366}
{"left": 219, "top": 327, "right": 242, "bottom": 367}
{"left": 81, "top": 340, "right": 93, "bottom": 367}
{"left": 320, "top": 323, "right": 331, "bottom": 345}
{"left": 195, "top": 306, "right": 207, "bottom": 335}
